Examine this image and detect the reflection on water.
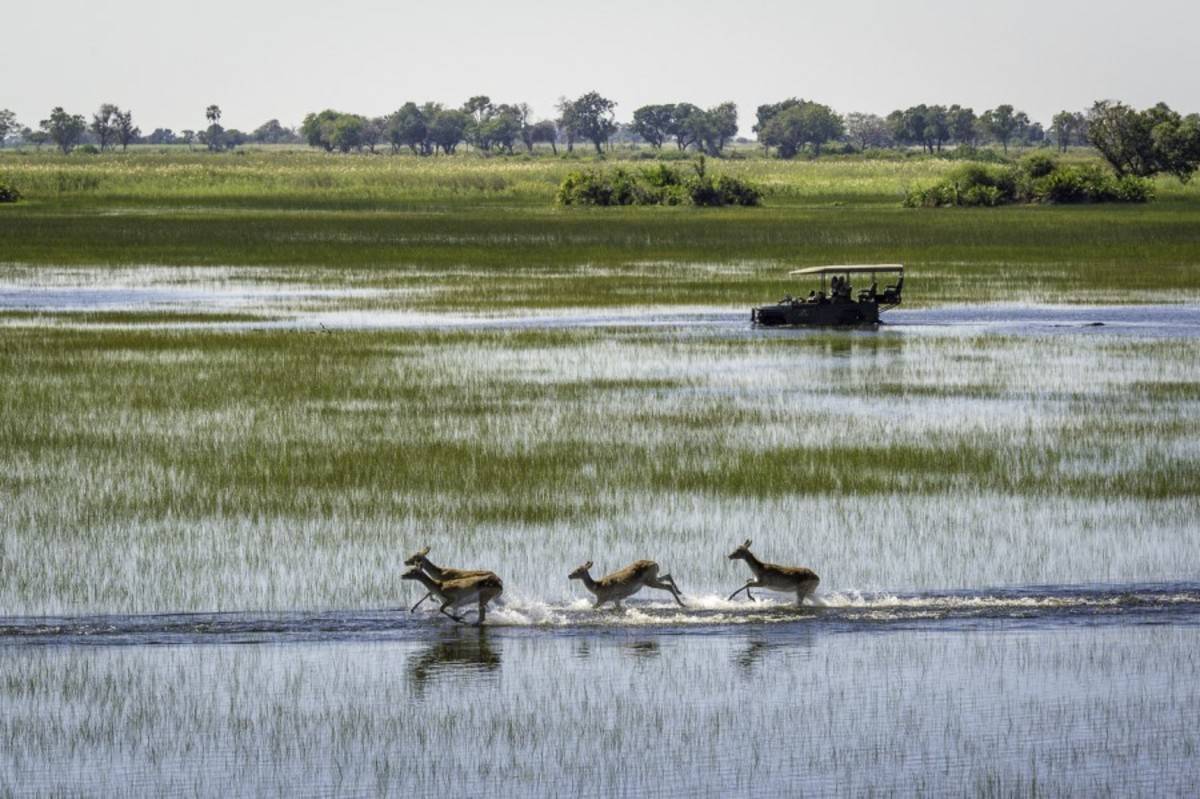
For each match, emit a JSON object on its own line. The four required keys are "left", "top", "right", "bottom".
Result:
{"left": 2, "top": 621, "right": 1197, "bottom": 797}
{"left": 407, "top": 628, "right": 501, "bottom": 694}
{"left": 621, "top": 640, "right": 661, "bottom": 659}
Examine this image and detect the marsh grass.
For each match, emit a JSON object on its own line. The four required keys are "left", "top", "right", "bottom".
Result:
{"left": 2, "top": 150, "right": 1200, "bottom": 307}
{"left": 1, "top": 626, "right": 1197, "bottom": 796}
{"left": 2, "top": 323, "right": 1197, "bottom": 613}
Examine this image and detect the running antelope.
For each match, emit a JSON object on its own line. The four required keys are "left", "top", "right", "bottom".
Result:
{"left": 568, "top": 560, "right": 685, "bottom": 609}
{"left": 401, "top": 567, "right": 504, "bottom": 626}
{"left": 404, "top": 546, "right": 494, "bottom": 612}
{"left": 727, "top": 540, "right": 819, "bottom": 606}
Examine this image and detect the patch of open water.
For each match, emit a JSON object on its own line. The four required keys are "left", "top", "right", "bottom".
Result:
{"left": 3, "top": 582, "right": 1197, "bottom": 647}
{"left": 4, "top": 281, "right": 1200, "bottom": 338}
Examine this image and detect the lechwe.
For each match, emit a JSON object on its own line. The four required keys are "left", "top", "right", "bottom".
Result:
{"left": 404, "top": 546, "right": 493, "bottom": 612}
{"left": 568, "top": 560, "right": 685, "bottom": 609}
{"left": 402, "top": 568, "right": 504, "bottom": 625}
{"left": 727, "top": 540, "right": 819, "bottom": 606}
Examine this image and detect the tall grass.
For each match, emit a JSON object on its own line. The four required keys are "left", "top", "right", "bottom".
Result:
{"left": 2, "top": 149, "right": 1199, "bottom": 306}
{"left": 1, "top": 626, "right": 1197, "bottom": 795}
{"left": 2, "top": 324, "right": 1197, "bottom": 614}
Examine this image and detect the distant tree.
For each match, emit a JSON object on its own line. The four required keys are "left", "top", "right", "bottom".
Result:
{"left": 223, "top": 129, "right": 247, "bottom": 149}
{"left": 429, "top": 109, "right": 469, "bottom": 154}
{"left": 845, "top": 112, "right": 892, "bottom": 150}
{"left": 482, "top": 104, "right": 522, "bottom": 153}
{"left": 1051, "top": 111, "right": 1074, "bottom": 152}
{"left": 946, "top": 105, "right": 977, "bottom": 147}
{"left": 0, "top": 109, "right": 16, "bottom": 147}
{"left": 1088, "top": 100, "right": 1200, "bottom": 182}
{"left": 516, "top": 103, "right": 535, "bottom": 153}
{"left": 560, "top": 91, "right": 617, "bottom": 154}
{"left": 301, "top": 109, "right": 340, "bottom": 151}
{"left": 252, "top": 119, "right": 291, "bottom": 144}
{"left": 754, "top": 98, "right": 802, "bottom": 137}
{"left": 1051, "top": 110, "right": 1089, "bottom": 152}
{"left": 200, "top": 123, "right": 225, "bottom": 151}
{"left": 758, "top": 100, "right": 843, "bottom": 158}
{"left": 555, "top": 96, "right": 577, "bottom": 152}
{"left": 529, "top": 119, "right": 558, "bottom": 154}
{"left": 923, "top": 105, "right": 950, "bottom": 152}
{"left": 388, "top": 102, "right": 429, "bottom": 155}
{"left": 669, "top": 103, "right": 704, "bottom": 151}
{"left": 329, "top": 114, "right": 367, "bottom": 153}
{"left": 114, "top": 109, "right": 138, "bottom": 150}
{"left": 887, "top": 105, "right": 949, "bottom": 153}
{"left": 90, "top": 103, "right": 119, "bottom": 151}
{"left": 179, "top": 129, "right": 195, "bottom": 149}
{"left": 40, "top": 107, "right": 87, "bottom": 154}
{"left": 361, "top": 116, "right": 387, "bottom": 153}
{"left": 631, "top": 104, "right": 676, "bottom": 149}
{"left": 980, "top": 105, "right": 1021, "bottom": 153}
{"left": 24, "top": 128, "right": 50, "bottom": 150}
{"left": 144, "top": 128, "right": 176, "bottom": 145}
{"left": 702, "top": 102, "right": 739, "bottom": 155}
{"left": 1024, "top": 121, "right": 1045, "bottom": 146}
{"left": 461, "top": 96, "right": 493, "bottom": 150}
{"left": 206, "top": 105, "right": 222, "bottom": 125}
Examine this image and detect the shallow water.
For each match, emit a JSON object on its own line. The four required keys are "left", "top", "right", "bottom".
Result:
{"left": 5, "top": 276, "right": 1200, "bottom": 338}
{"left": 2, "top": 594, "right": 1198, "bottom": 797}
{"left": 3, "top": 582, "right": 1199, "bottom": 646}
{"left": 5, "top": 272, "right": 1199, "bottom": 794}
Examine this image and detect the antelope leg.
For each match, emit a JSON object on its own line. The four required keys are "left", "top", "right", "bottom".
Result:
{"left": 439, "top": 603, "right": 466, "bottom": 624}
{"left": 728, "top": 581, "right": 755, "bottom": 602}
{"left": 650, "top": 579, "right": 685, "bottom": 607}
{"left": 410, "top": 592, "right": 432, "bottom": 613}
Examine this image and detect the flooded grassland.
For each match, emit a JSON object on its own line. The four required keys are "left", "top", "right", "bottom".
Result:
{"left": 3, "top": 149, "right": 1200, "bottom": 793}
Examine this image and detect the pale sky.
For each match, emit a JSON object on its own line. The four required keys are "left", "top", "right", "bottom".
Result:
{"left": 3, "top": 0, "right": 1198, "bottom": 135}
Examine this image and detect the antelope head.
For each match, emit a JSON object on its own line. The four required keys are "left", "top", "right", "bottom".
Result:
{"left": 404, "top": 546, "right": 431, "bottom": 567}
{"left": 568, "top": 561, "right": 594, "bottom": 580}
{"left": 401, "top": 566, "right": 428, "bottom": 581}
{"left": 728, "top": 539, "right": 754, "bottom": 560}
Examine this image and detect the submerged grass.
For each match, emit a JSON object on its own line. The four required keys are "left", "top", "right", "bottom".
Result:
{"left": 2, "top": 626, "right": 1198, "bottom": 796}
{"left": 2, "top": 323, "right": 1197, "bottom": 613}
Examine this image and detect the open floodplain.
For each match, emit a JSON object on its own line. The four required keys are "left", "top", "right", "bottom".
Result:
{"left": 2, "top": 150, "right": 1200, "bottom": 796}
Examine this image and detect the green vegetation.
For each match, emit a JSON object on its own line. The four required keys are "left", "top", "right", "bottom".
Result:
{"left": 2, "top": 319, "right": 1198, "bottom": 613}
{"left": 904, "top": 156, "right": 1153, "bottom": 207}
{"left": 557, "top": 159, "right": 760, "bottom": 207}
{"left": 2, "top": 149, "right": 1199, "bottom": 307}
{"left": 0, "top": 180, "right": 19, "bottom": 202}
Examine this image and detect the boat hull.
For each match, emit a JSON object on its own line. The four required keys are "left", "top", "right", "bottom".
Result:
{"left": 751, "top": 301, "right": 881, "bottom": 327}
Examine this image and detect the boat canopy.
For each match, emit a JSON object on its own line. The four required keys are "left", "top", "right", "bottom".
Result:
{"left": 789, "top": 264, "right": 904, "bottom": 276}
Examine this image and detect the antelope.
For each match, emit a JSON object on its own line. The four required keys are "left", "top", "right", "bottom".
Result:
{"left": 404, "top": 546, "right": 493, "bottom": 612}
{"left": 727, "top": 540, "right": 819, "bottom": 606}
{"left": 568, "top": 560, "right": 685, "bottom": 609}
{"left": 401, "top": 567, "right": 504, "bottom": 626}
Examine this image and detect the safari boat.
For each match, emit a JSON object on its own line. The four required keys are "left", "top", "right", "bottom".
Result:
{"left": 751, "top": 264, "right": 904, "bottom": 326}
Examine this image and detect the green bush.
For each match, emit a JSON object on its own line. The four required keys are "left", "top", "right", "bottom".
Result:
{"left": 557, "top": 161, "right": 760, "bottom": 207}
{"left": 75, "top": 144, "right": 100, "bottom": 155}
{"left": 905, "top": 157, "right": 1152, "bottom": 208}
{"left": 0, "top": 181, "right": 21, "bottom": 203}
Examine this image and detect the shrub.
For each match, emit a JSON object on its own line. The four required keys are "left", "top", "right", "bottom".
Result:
{"left": 0, "top": 182, "right": 21, "bottom": 203}
{"left": 905, "top": 156, "right": 1151, "bottom": 208}
{"left": 557, "top": 161, "right": 761, "bottom": 207}
{"left": 74, "top": 144, "right": 100, "bottom": 155}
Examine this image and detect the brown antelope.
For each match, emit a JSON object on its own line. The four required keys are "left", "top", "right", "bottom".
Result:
{"left": 568, "top": 560, "right": 685, "bottom": 609}
{"left": 727, "top": 540, "right": 819, "bottom": 606}
{"left": 404, "top": 546, "right": 493, "bottom": 612}
{"left": 402, "top": 567, "right": 504, "bottom": 626}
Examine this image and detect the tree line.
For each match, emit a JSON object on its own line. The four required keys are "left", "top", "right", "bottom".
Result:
{"left": 2, "top": 93, "right": 1197, "bottom": 181}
